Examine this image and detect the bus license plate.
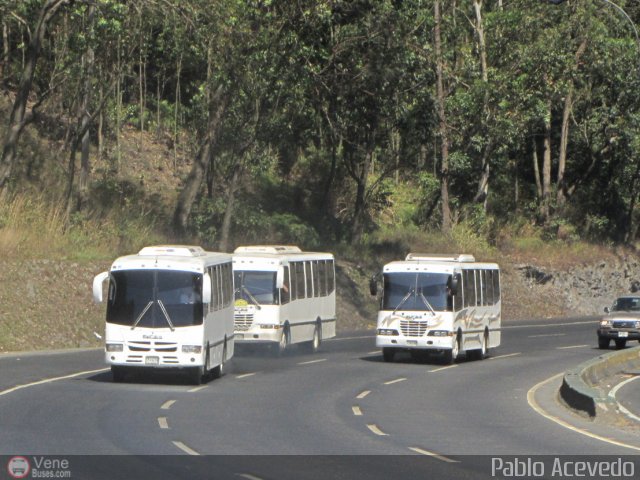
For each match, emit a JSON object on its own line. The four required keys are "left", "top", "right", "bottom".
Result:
{"left": 618, "top": 332, "right": 629, "bottom": 338}
{"left": 145, "top": 356, "right": 159, "bottom": 365}
{"left": 407, "top": 340, "right": 418, "bottom": 346}
{"left": 236, "top": 334, "right": 244, "bottom": 340}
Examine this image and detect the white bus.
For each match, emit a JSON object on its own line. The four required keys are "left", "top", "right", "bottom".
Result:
{"left": 93, "top": 245, "right": 234, "bottom": 384}
{"left": 232, "top": 246, "right": 336, "bottom": 353}
{"left": 370, "top": 253, "right": 500, "bottom": 363}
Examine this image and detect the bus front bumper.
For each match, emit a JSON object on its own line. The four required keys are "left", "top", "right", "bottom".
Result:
{"left": 105, "top": 351, "right": 206, "bottom": 368}
{"left": 376, "top": 334, "right": 453, "bottom": 350}
{"left": 234, "top": 328, "right": 281, "bottom": 344}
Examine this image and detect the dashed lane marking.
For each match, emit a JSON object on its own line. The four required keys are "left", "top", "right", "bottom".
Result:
{"left": 366, "top": 424, "right": 388, "bottom": 436}
{"left": 188, "top": 385, "right": 208, "bottom": 393}
{"left": 161, "top": 400, "right": 176, "bottom": 410}
{"left": 488, "top": 353, "right": 521, "bottom": 361}
{"left": 356, "top": 390, "right": 371, "bottom": 399}
{"left": 528, "top": 333, "right": 566, "bottom": 338}
{"left": 409, "top": 447, "right": 459, "bottom": 463}
{"left": 556, "top": 345, "right": 589, "bottom": 350}
{"left": 172, "top": 441, "right": 200, "bottom": 456}
{"left": 236, "top": 373, "right": 257, "bottom": 379}
{"left": 297, "top": 358, "right": 327, "bottom": 365}
{"left": 352, "top": 406, "right": 363, "bottom": 416}
{"left": 158, "top": 417, "right": 169, "bottom": 429}
{"left": 326, "top": 335, "right": 375, "bottom": 342}
{"left": 428, "top": 365, "right": 458, "bottom": 373}
{"left": 236, "top": 474, "right": 264, "bottom": 480}
{"left": 384, "top": 377, "right": 407, "bottom": 385}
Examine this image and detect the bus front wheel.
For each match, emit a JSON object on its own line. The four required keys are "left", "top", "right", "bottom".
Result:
{"left": 443, "top": 335, "right": 460, "bottom": 364}
{"left": 382, "top": 347, "right": 396, "bottom": 363}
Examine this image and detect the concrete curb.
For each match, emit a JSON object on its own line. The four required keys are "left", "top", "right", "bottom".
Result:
{"left": 559, "top": 346, "right": 640, "bottom": 418}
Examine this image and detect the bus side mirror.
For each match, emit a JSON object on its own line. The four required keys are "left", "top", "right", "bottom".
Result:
{"left": 369, "top": 276, "right": 378, "bottom": 296}
{"left": 448, "top": 274, "right": 460, "bottom": 296}
{"left": 276, "top": 267, "right": 284, "bottom": 289}
{"left": 202, "top": 273, "right": 212, "bottom": 304}
{"left": 93, "top": 272, "right": 109, "bottom": 303}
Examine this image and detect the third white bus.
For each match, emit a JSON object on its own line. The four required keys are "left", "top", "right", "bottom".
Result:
{"left": 232, "top": 245, "right": 336, "bottom": 353}
{"left": 371, "top": 253, "right": 500, "bottom": 363}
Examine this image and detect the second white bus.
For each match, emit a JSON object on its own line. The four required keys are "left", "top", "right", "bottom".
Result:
{"left": 232, "top": 245, "right": 336, "bottom": 353}
{"left": 93, "top": 245, "right": 235, "bottom": 384}
{"left": 371, "top": 253, "right": 500, "bottom": 363}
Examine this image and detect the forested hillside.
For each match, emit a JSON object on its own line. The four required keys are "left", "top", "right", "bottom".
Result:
{"left": 0, "top": 0, "right": 639, "bottom": 257}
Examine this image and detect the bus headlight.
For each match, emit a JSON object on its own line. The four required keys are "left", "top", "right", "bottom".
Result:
{"left": 377, "top": 329, "right": 399, "bottom": 336}
{"left": 182, "top": 345, "right": 202, "bottom": 354}
{"left": 428, "top": 330, "right": 451, "bottom": 337}
{"left": 106, "top": 343, "right": 124, "bottom": 352}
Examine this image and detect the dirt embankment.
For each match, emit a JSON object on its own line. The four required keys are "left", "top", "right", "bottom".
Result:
{"left": 2, "top": 254, "right": 638, "bottom": 353}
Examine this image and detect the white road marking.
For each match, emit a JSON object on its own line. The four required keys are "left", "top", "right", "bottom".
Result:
{"left": 366, "top": 424, "right": 388, "bottom": 436}
{"left": 528, "top": 333, "right": 566, "bottom": 338}
{"left": 384, "top": 377, "right": 407, "bottom": 385}
{"left": 161, "top": 400, "right": 176, "bottom": 410}
{"left": 188, "top": 385, "right": 208, "bottom": 393}
{"left": 556, "top": 344, "right": 589, "bottom": 350}
{"left": 326, "top": 335, "right": 375, "bottom": 342}
{"left": 297, "top": 358, "right": 327, "bottom": 365}
{"left": 609, "top": 376, "right": 640, "bottom": 423}
{"left": 488, "top": 353, "right": 521, "bottom": 361}
{"left": 504, "top": 320, "right": 597, "bottom": 330}
{"left": 409, "top": 447, "right": 459, "bottom": 463}
{"left": 356, "top": 390, "right": 371, "bottom": 399}
{"left": 172, "top": 441, "right": 200, "bottom": 456}
{"left": 367, "top": 350, "right": 380, "bottom": 355}
{"left": 527, "top": 373, "right": 640, "bottom": 452}
{"left": 158, "top": 417, "right": 169, "bottom": 429}
{"left": 0, "top": 367, "right": 109, "bottom": 397}
{"left": 352, "top": 406, "right": 363, "bottom": 416}
{"left": 428, "top": 365, "right": 458, "bottom": 373}
{"left": 236, "top": 474, "right": 264, "bottom": 480}
{"left": 236, "top": 373, "right": 257, "bottom": 379}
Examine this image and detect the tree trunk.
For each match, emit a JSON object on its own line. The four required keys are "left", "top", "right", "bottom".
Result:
{"left": 76, "top": 4, "right": 96, "bottom": 212}
{"left": 173, "top": 85, "right": 228, "bottom": 234}
{"left": 540, "top": 100, "right": 552, "bottom": 224}
{"left": 219, "top": 160, "right": 241, "bottom": 252}
{"left": 0, "top": 0, "right": 70, "bottom": 190}
{"left": 434, "top": 0, "right": 451, "bottom": 232}
{"left": 557, "top": 38, "right": 587, "bottom": 208}
{"left": 472, "top": 0, "right": 490, "bottom": 208}
{"left": 532, "top": 136, "right": 542, "bottom": 199}
{"left": 1, "top": 21, "right": 8, "bottom": 82}
{"left": 350, "top": 149, "right": 373, "bottom": 242}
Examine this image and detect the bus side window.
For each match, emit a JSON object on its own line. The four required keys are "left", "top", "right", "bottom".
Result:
{"left": 328, "top": 260, "right": 335, "bottom": 294}
{"left": 295, "top": 262, "right": 306, "bottom": 299}
{"left": 281, "top": 266, "right": 290, "bottom": 305}
{"left": 493, "top": 269, "right": 500, "bottom": 302}
{"left": 312, "top": 261, "right": 320, "bottom": 297}
{"left": 305, "top": 261, "right": 313, "bottom": 297}
{"left": 453, "top": 274, "right": 463, "bottom": 311}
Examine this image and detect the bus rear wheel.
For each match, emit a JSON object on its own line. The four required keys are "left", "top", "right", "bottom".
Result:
{"left": 302, "top": 323, "right": 322, "bottom": 354}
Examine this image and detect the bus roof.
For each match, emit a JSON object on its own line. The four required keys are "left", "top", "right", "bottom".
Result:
{"left": 383, "top": 253, "right": 498, "bottom": 273}
{"left": 232, "top": 245, "right": 334, "bottom": 268}
{"left": 110, "top": 245, "right": 231, "bottom": 273}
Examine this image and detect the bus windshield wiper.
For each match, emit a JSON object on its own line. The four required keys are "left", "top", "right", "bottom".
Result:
{"left": 393, "top": 290, "right": 414, "bottom": 314}
{"left": 418, "top": 292, "right": 437, "bottom": 316}
{"left": 239, "top": 286, "right": 262, "bottom": 310}
{"left": 157, "top": 300, "right": 175, "bottom": 331}
{"left": 131, "top": 301, "right": 153, "bottom": 330}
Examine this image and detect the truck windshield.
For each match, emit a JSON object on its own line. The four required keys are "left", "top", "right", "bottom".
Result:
{"left": 383, "top": 272, "right": 451, "bottom": 312}
{"left": 106, "top": 270, "right": 203, "bottom": 327}
{"left": 234, "top": 271, "right": 278, "bottom": 305}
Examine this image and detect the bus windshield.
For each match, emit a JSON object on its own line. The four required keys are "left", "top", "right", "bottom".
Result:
{"left": 106, "top": 270, "right": 203, "bottom": 327}
{"left": 234, "top": 270, "right": 278, "bottom": 306}
{"left": 383, "top": 272, "right": 451, "bottom": 312}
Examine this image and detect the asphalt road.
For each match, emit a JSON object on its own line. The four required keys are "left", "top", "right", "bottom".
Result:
{"left": 1, "top": 318, "right": 639, "bottom": 479}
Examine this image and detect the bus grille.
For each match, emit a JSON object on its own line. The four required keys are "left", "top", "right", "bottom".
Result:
{"left": 127, "top": 341, "right": 177, "bottom": 352}
{"left": 234, "top": 314, "right": 254, "bottom": 331}
{"left": 400, "top": 320, "right": 428, "bottom": 337}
